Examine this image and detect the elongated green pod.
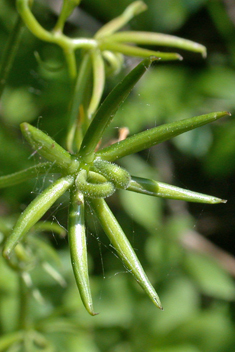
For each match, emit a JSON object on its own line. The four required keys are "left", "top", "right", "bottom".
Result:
{"left": 87, "top": 49, "right": 105, "bottom": 119}
{"left": 89, "top": 198, "right": 162, "bottom": 310}
{"left": 69, "top": 189, "right": 97, "bottom": 315}
{"left": 21, "top": 123, "right": 79, "bottom": 172}
{"left": 108, "top": 31, "right": 207, "bottom": 57}
{"left": 95, "top": 1, "right": 147, "bottom": 39}
{"left": 78, "top": 56, "right": 159, "bottom": 162}
{"left": 128, "top": 176, "right": 226, "bottom": 204}
{"left": 0, "top": 162, "right": 59, "bottom": 188}
{"left": 3, "top": 175, "right": 74, "bottom": 258}
{"left": 96, "top": 111, "right": 230, "bottom": 162}
{"left": 75, "top": 170, "right": 115, "bottom": 198}
{"left": 99, "top": 41, "right": 182, "bottom": 61}
{"left": 66, "top": 52, "right": 92, "bottom": 152}
{"left": 93, "top": 159, "right": 131, "bottom": 189}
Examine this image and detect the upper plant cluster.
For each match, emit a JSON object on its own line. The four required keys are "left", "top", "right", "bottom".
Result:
{"left": 0, "top": 0, "right": 230, "bottom": 350}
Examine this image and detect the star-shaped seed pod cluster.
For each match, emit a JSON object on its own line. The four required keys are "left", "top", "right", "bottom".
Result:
{"left": 1, "top": 57, "right": 229, "bottom": 315}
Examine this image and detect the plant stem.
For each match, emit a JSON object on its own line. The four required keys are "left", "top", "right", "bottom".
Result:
{"left": 18, "top": 274, "right": 29, "bottom": 330}
{"left": 0, "top": 15, "right": 25, "bottom": 99}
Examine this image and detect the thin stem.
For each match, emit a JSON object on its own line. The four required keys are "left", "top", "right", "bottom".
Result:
{"left": 95, "top": 1, "right": 147, "bottom": 39}
{"left": 0, "top": 15, "right": 25, "bottom": 98}
{"left": 18, "top": 274, "right": 29, "bottom": 330}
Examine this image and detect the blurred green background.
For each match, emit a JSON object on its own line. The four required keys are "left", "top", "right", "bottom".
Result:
{"left": 1, "top": 0, "right": 235, "bottom": 351}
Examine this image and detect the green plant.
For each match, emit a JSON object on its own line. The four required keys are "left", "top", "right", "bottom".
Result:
{"left": 0, "top": 0, "right": 232, "bottom": 351}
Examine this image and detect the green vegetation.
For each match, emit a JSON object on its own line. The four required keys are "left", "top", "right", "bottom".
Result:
{"left": 0, "top": 1, "right": 235, "bottom": 351}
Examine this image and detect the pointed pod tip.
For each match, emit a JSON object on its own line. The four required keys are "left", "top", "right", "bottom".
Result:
{"left": 148, "top": 56, "right": 161, "bottom": 66}
{"left": 20, "top": 122, "right": 29, "bottom": 131}
{"left": 221, "top": 199, "right": 227, "bottom": 204}
{"left": 202, "top": 49, "right": 207, "bottom": 59}
{"left": 152, "top": 295, "right": 163, "bottom": 310}
{"left": 87, "top": 307, "right": 99, "bottom": 316}
{"left": 2, "top": 247, "right": 11, "bottom": 260}
{"left": 221, "top": 111, "right": 231, "bottom": 117}
{"left": 178, "top": 54, "right": 183, "bottom": 61}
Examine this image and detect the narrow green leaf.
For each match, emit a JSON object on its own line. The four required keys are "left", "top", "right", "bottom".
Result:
{"left": 96, "top": 111, "right": 230, "bottom": 162}
{"left": 99, "top": 41, "right": 182, "bottom": 61}
{"left": 89, "top": 198, "right": 163, "bottom": 310}
{"left": 109, "top": 31, "right": 207, "bottom": 57}
{"left": 127, "top": 176, "right": 226, "bottom": 204}
{"left": 79, "top": 57, "right": 158, "bottom": 162}
{"left": 3, "top": 175, "right": 74, "bottom": 258}
{"left": 95, "top": 1, "right": 147, "bottom": 39}
{"left": 21, "top": 123, "right": 79, "bottom": 172}
{"left": 0, "top": 162, "right": 59, "bottom": 188}
{"left": 69, "top": 190, "right": 97, "bottom": 315}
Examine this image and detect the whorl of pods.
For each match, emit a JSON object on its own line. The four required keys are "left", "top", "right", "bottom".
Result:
{"left": 1, "top": 57, "right": 229, "bottom": 315}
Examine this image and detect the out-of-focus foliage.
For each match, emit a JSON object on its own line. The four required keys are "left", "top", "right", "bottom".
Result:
{"left": 1, "top": 0, "right": 235, "bottom": 351}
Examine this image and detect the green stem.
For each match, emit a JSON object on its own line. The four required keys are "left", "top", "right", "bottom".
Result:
{"left": 19, "top": 274, "right": 29, "bottom": 330}
{"left": 95, "top": 1, "right": 147, "bottom": 39}
{"left": 0, "top": 15, "right": 25, "bottom": 99}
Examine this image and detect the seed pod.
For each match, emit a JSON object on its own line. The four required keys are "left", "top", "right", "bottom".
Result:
{"left": 89, "top": 198, "right": 163, "bottom": 310}
{"left": 68, "top": 189, "right": 97, "bottom": 316}
{"left": 75, "top": 169, "right": 115, "bottom": 198}
{"left": 21, "top": 123, "right": 75, "bottom": 171}
{"left": 93, "top": 159, "right": 131, "bottom": 189}
{"left": 128, "top": 176, "right": 227, "bottom": 204}
{"left": 3, "top": 176, "right": 74, "bottom": 259}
